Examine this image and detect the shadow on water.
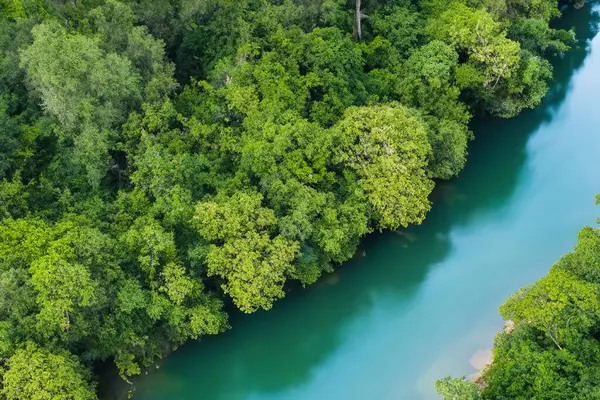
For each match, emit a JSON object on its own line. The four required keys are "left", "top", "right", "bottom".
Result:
{"left": 116, "top": 204, "right": 455, "bottom": 400}
{"left": 100, "top": 4, "right": 600, "bottom": 400}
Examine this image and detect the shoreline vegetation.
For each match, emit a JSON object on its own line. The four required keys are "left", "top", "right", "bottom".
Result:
{"left": 0, "top": 0, "right": 589, "bottom": 398}
{"left": 464, "top": 321, "right": 513, "bottom": 390}
{"left": 437, "top": 201, "right": 600, "bottom": 399}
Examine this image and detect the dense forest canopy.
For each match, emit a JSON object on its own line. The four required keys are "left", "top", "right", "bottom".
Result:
{"left": 0, "top": 0, "right": 586, "bottom": 397}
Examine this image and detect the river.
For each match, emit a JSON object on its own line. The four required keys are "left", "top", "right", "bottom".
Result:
{"left": 120, "top": 4, "right": 600, "bottom": 400}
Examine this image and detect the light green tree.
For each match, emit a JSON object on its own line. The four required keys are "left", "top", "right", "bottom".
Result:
{"left": 428, "top": 2, "right": 521, "bottom": 90}
{"left": 500, "top": 268, "right": 600, "bottom": 350}
{"left": 332, "top": 104, "right": 434, "bottom": 230}
{"left": 436, "top": 376, "right": 481, "bottom": 400}
{"left": 2, "top": 342, "right": 97, "bottom": 400}
{"left": 194, "top": 190, "right": 300, "bottom": 312}
{"left": 20, "top": 22, "right": 140, "bottom": 186}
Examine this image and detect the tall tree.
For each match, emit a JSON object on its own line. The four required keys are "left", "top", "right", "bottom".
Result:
{"left": 332, "top": 104, "right": 434, "bottom": 230}
{"left": 2, "top": 342, "right": 97, "bottom": 400}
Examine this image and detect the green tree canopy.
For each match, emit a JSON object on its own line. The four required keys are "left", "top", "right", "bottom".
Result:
{"left": 2, "top": 342, "right": 96, "bottom": 400}
{"left": 194, "top": 191, "right": 300, "bottom": 312}
{"left": 332, "top": 104, "right": 434, "bottom": 230}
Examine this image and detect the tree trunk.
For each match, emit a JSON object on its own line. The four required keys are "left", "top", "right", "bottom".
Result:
{"left": 547, "top": 323, "right": 563, "bottom": 351}
{"left": 354, "top": 0, "right": 362, "bottom": 41}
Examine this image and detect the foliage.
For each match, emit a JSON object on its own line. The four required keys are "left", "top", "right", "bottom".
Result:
{"left": 436, "top": 376, "right": 481, "bottom": 400}
{"left": 2, "top": 341, "right": 96, "bottom": 400}
{"left": 500, "top": 269, "right": 600, "bottom": 350}
{"left": 0, "top": 0, "right": 577, "bottom": 396}
{"left": 194, "top": 190, "right": 300, "bottom": 312}
{"left": 396, "top": 40, "right": 471, "bottom": 178}
{"left": 332, "top": 104, "right": 433, "bottom": 230}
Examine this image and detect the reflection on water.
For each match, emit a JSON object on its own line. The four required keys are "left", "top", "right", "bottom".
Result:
{"left": 110, "top": 4, "right": 600, "bottom": 400}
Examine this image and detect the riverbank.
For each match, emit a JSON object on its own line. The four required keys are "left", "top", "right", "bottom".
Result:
{"left": 112, "top": 5, "right": 600, "bottom": 399}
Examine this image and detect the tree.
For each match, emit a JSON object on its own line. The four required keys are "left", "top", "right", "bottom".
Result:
{"left": 204, "top": 230, "right": 299, "bottom": 313}
{"left": 555, "top": 227, "right": 600, "bottom": 284}
{"left": 368, "top": 4, "right": 422, "bottom": 57}
{"left": 332, "top": 104, "right": 434, "bottom": 230}
{"left": 30, "top": 248, "right": 97, "bottom": 334}
{"left": 353, "top": 0, "right": 363, "bottom": 41}
{"left": 194, "top": 190, "right": 300, "bottom": 312}
{"left": 301, "top": 27, "right": 367, "bottom": 126}
{"left": 19, "top": 22, "right": 140, "bottom": 186}
{"left": 2, "top": 342, "right": 97, "bottom": 400}
{"left": 500, "top": 268, "right": 600, "bottom": 350}
{"left": 89, "top": 0, "right": 176, "bottom": 100}
{"left": 436, "top": 376, "right": 481, "bottom": 400}
{"left": 506, "top": 0, "right": 561, "bottom": 21}
{"left": 428, "top": 2, "right": 521, "bottom": 90}
{"left": 482, "top": 325, "right": 587, "bottom": 400}
{"left": 19, "top": 2, "right": 176, "bottom": 187}
{"left": 397, "top": 40, "right": 471, "bottom": 179}
{"left": 507, "top": 18, "right": 573, "bottom": 54}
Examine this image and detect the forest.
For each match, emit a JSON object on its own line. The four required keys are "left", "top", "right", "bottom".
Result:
{"left": 437, "top": 198, "right": 600, "bottom": 399}
{"left": 0, "top": 0, "right": 586, "bottom": 398}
